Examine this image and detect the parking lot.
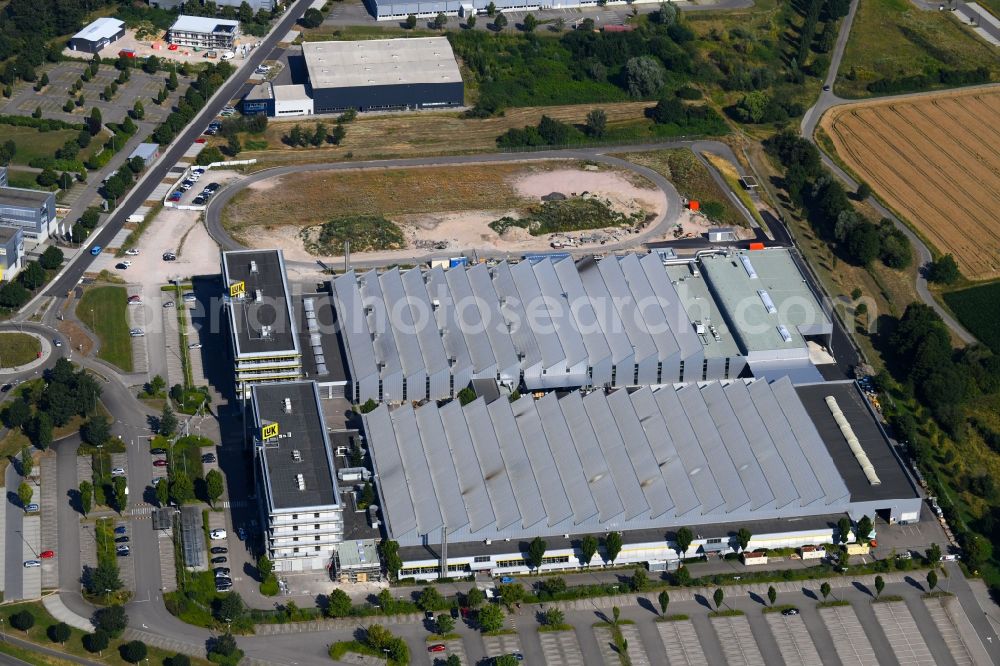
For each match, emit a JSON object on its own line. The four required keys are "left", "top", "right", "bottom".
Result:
{"left": 820, "top": 603, "right": 878, "bottom": 665}
{"left": 872, "top": 600, "right": 937, "bottom": 665}
{"left": 656, "top": 619, "right": 708, "bottom": 665}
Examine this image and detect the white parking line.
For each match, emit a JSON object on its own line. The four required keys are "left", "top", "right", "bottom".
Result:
{"left": 872, "top": 601, "right": 936, "bottom": 666}
{"left": 819, "top": 605, "right": 877, "bottom": 665}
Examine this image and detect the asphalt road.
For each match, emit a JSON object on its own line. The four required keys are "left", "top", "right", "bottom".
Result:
{"left": 29, "top": 0, "right": 315, "bottom": 312}
{"left": 799, "top": 0, "right": 979, "bottom": 345}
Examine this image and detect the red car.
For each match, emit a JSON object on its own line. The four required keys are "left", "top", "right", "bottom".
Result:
{"left": 39, "top": 550, "right": 55, "bottom": 559}
{"left": 427, "top": 644, "right": 446, "bottom": 653}
{"left": 153, "top": 459, "right": 169, "bottom": 467}
{"left": 168, "top": 44, "right": 179, "bottom": 51}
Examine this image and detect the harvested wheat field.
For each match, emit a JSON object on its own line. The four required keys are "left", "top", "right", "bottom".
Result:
{"left": 821, "top": 87, "right": 1000, "bottom": 280}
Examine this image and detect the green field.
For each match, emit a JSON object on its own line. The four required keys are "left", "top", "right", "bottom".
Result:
{"left": 837, "top": 0, "right": 999, "bottom": 97}
{"left": 0, "top": 332, "right": 41, "bottom": 367}
{"left": 944, "top": 282, "right": 1000, "bottom": 353}
{"left": 0, "top": 125, "right": 77, "bottom": 166}
{"left": 77, "top": 286, "right": 133, "bottom": 372}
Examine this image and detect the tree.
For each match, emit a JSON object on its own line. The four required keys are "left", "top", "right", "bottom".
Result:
{"left": 542, "top": 608, "right": 565, "bottom": 627}
{"left": 820, "top": 582, "right": 831, "bottom": 601}
{"left": 210, "top": 632, "right": 242, "bottom": 662}
{"left": 612, "top": 606, "right": 621, "bottom": 625}
{"left": 433, "top": 12, "right": 448, "bottom": 29}
{"left": 30, "top": 412, "right": 53, "bottom": 450}
{"left": 856, "top": 182, "right": 872, "bottom": 200}
{"left": 381, "top": 540, "right": 402, "bottom": 579}
{"left": 32, "top": 105, "right": 42, "bottom": 119}
{"left": 169, "top": 474, "right": 193, "bottom": 504}
{"left": 845, "top": 221, "right": 881, "bottom": 266}
{"left": 81, "top": 415, "right": 110, "bottom": 446}
{"left": 216, "top": 592, "right": 245, "bottom": 622}
{"left": 466, "top": 14, "right": 476, "bottom": 28}
{"left": 326, "top": 589, "right": 352, "bottom": 617}
{"left": 630, "top": 567, "right": 648, "bottom": 592}
{"left": 168, "top": 654, "right": 191, "bottom": 666}
{"left": 767, "top": 585, "right": 776, "bottom": 607}
{"left": 206, "top": 469, "right": 224, "bottom": 506}
{"left": 418, "top": 586, "right": 444, "bottom": 611}
{"left": 0, "top": 280, "right": 29, "bottom": 309}
{"left": 48, "top": 622, "right": 70, "bottom": 644}
{"left": 87, "top": 107, "right": 102, "bottom": 135}
{"left": 874, "top": 575, "right": 885, "bottom": 599}
{"left": 855, "top": 515, "right": 873, "bottom": 543}
{"left": 837, "top": 517, "right": 852, "bottom": 544}
{"left": 927, "top": 569, "right": 938, "bottom": 591}
{"left": 18, "top": 481, "right": 33, "bottom": 508}
{"left": 95, "top": 605, "right": 128, "bottom": 638}
{"left": 20, "top": 446, "right": 33, "bottom": 478}
{"left": 113, "top": 476, "right": 127, "bottom": 511}
{"left": 79, "top": 480, "right": 93, "bottom": 516}
{"left": 226, "top": 133, "right": 242, "bottom": 157}
{"left": 3, "top": 399, "right": 29, "bottom": 429}
{"left": 961, "top": 534, "right": 990, "bottom": 571}
{"left": 160, "top": 405, "right": 178, "bottom": 437}
{"left": 477, "top": 603, "right": 504, "bottom": 633}
{"left": 927, "top": 254, "right": 960, "bottom": 284}
{"left": 526, "top": 536, "right": 547, "bottom": 570}
{"left": 329, "top": 123, "right": 347, "bottom": 145}
{"left": 155, "top": 478, "right": 169, "bottom": 506}
{"left": 487, "top": 1, "right": 497, "bottom": 15}
{"left": 19, "top": 260, "right": 46, "bottom": 290}
{"left": 119, "top": 640, "right": 147, "bottom": 664}
{"left": 132, "top": 99, "right": 145, "bottom": 121}
{"left": 493, "top": 12, "right": 508, "bottom": 30}
{"left": 35, "top": 167, "right": 58, "bottom": 188}
{"left": 457, "top": 386, "right": 477, "bottom": 405}
{"left": 603, "top": 531, "right": 622, "bottom": 564}
{"left": 658, "top": 590, "right": 670, "bottom": 616}
{"left": 522, "top": 13, "right": 537, "bottom": 31}
{"left": 713, "top": 588, "right": 724, "bottom": 610}
{"left": 10, "top": 610, "right": 34, "bottom": 632}
{"left": 436, "top": 613, "right": 455, "bottom": 635}
{"left": 675, "top": 526, "right": 693, "bottom": 557}
{"left": 926, "top": 543, "right": 942, "bottom": 565}
{"left": 736, "top": 527, "right": 752, "bottom": 552}
{"left": 167, "top": 69, "right": 179, "bottom": 91}
{"left": 466, "top": 587, "right": 484, "bottom": 609}
{"left": 585, "top": 109, "right": 607, "bottom": 138}
{"left": 579, "top": 535, "right": 598, "bottom": 566}
{"left": 301, "top": 7, "right": 324, "bottom": 27}
{"left": 405, "top": 14, "right": 417, "bottom": 29}
{"left": 625, "top": 55, "right": 666, "bottom": 98}
{"left": 83, "top": 630, "right": 109, "bottom": 654}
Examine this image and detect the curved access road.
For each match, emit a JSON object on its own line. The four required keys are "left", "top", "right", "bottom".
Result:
{"left": 203, "top": 139, "right": 770, "bottom": 270}
{"left": 800, "top": 0, "right": 979, "bottom": 344}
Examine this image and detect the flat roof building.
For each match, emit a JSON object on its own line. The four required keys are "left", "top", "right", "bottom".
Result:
{"left": 250, "top": 381, "right": 344, "bottom": 572}
{"left": 128, "top": 143, "right": 160, "bottom": 167}
{"left": 0, "top": 186, "right": 56, "bottom": 239}
{"left": 169, "top": 15, "right": 240, "bottom": 50}
{"left": 302, "top": 38, "right": 463, "bottom": 113}
{"left": 274, "top": 84, "right": 314, "bottom": 117}
{"left": 69, "top": 18, "right": 126, "bottom": 54}
{"left": 242, "top": 82, "right": 275, "bottom": 117}
{"left": 221, "top": 250, "right": 302, "bottom": 396}
{"left": 0, "top": 225, "right": 24, "bottom": 282}
{"left": 362, "top": 378, "right": 921, "bottom": 580}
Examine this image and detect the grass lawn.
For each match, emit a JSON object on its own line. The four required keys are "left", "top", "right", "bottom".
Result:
{"left": 702, "top": 152, "right": 765, "bottom": 227}
{"left": 0, "top": 331, "right": 41, "bottom": 367}
{"left": 615, "top": 149, "right": 745, "bottom": 227}
{"left": 942, "top": 281, "right": 1000, "bottom": 354}
{"left": 4, "top": 168, "right": 55, "bottom": 191}
{"left": 836, "top": 0, "right": 1000, "bottom": 97}
{"left": 0, "top": 125, "right": 77, "bottom": 166}
{"left": 171, "top": 434, "right": 208, "bottom": 485}
{"left": 76, "top": 286, "right": 133, "bottom": 372}
{"left": 0, "top": 600, "right": 213, "bottom": 666}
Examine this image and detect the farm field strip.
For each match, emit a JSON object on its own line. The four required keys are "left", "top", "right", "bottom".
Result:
{"left": 822, "top": 88, "right": 1000, "bottom": 280}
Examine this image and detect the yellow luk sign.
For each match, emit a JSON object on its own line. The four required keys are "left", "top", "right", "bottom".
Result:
{"left": 229, "top": 280, "right": 246, "bottom": 297}
{"left": 261, "top": 422, "right": 279, "bottom": 441}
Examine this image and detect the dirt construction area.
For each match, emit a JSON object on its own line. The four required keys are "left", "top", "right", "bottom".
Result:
{"left": 221, "top": 160, "right": 717, "bottom": 263}
{"left": 820, "top": 87, "right": 1000, "bottom": 280}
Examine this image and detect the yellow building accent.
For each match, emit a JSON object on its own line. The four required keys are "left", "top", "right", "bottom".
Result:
{"left": 261, "top": 422, "right": 279, "bottom": 440}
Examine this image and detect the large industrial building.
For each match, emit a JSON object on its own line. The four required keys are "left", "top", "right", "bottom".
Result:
{"left": 362, "top": 378, "right": 921, "bottom": 580}
{"left": 68, "top": 18, "right": 126, "bottom": 54}
{"left": 0, "top": 184, "right": 56, "bottom": 240}
{"left": 366, "top": 0, "right": 639, "bottom": 20}
{"left": 250, "top": 381, "right": 345, "bottom": 572}
{"left": 222, "top": 250, "right": 303, "bottom": 396}
{"left": 328, "top": 250, "right": 832, "bottom": 404}
{"left": 302, "top": 38, "right": 463, "bottom": 113}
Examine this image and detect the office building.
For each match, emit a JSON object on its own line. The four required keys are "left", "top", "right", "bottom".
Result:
{"left": 250, "top": 381, "right": 344, "bottom": 572}
{"left": 361, "top": 378, "right": 922, "bottom": 580}
{"left": 0, "top": 186, "right": 56, "bottom": 239}
{"left": 302, "top": 38, "right": 463, "bottom": 113}
{"left": 168, "top": 15, "right": 240, "bottom": 50}
{"left": 69, "top": 17, "right": 126, "bottom": 54}
{"left": 0, "top": 226, "right": 24, "bottom": 281}
{"left": 221, "top": 250, "right": 302, "bottom": 396}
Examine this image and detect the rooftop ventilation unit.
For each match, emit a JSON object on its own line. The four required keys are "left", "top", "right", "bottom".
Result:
{"left": 291, "top": 449, "right": 302, "bottom": 462}
{"left": 250, "top": 260, "right": 258, "bottom": 274}
{"left": 255, "top": 289, "right": 264, "bottom": 302}
{"left": 283, "top": 398, "right": 292, "bottom": 414}
{"left": 777, "top": 325, "right": 792, "bottom": 343}
{"left": 296, "top": 474, "right": 306, "bottom": 490}
{"left": 261, "top": 325, "right": 273, "bottom": 340}
{"left": 739, "top": 254, "right": 758, "bottom": 279}
{"left": 757, "top": 289, "right": 777, "bottom": 314}
{"left": 826, "top": 395, "right": 881, "bottom": 485}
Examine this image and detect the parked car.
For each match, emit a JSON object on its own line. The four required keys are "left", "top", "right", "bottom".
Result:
{"left": 115, "top": 263, "right": 129, "bottom": 270}
{"left": 127, "top": 295, "right": 142, "bottom": 303}
{"left": 210, "top": 529, "right": 227, "bottom": 540}
{"left": 90, "top": 246, "right": 102, "bottom": 255}
{"left": 129, "top": 329, "right": 145, "bottom": 337}
{"left": 781, "top": 608, "right": 800, "bottom": 616}
{"left": 193, "top": 166, "right": 207, "bottom": 174}
{"left": 192, "top": 195, "right": 207, "bottom": 205}
{"left": 427, "top": 644, "right": 446, "bottom": 653}
{"left": 116, "top": 545, "right": 130, "bottom": 556}
{"left": 189, "top": 342, "right": 203, "bottom": 349}
{"left": 162, "top": 301, "right": 175, "bottom": 309}
{"left": 23, "top": 560, "right": 41, "bottom": 568}
{"left": 202, "top": 453, "right": 216, "bottom": 463}
{"left": 39, "top": 550, "right": 55, "bottom": 559}
{"left": 119, "top": 261, "right": 132, "bottom": 268}
{"left": 1, "top": 383, "right": 11, "bottom": 392}
{"left": 215, "top": 580, "right": 233, "bottom": 591}
{"left": 204, "top": 183, "right": 220, "bottom": 193}
{"left": 111, "top": 467, "right": 126, "bottom": 476}
{"left": 214, "top": 567, "right": 231, "bottom": 576}
{"left": 183, "top": 292, "right": 197, "bottom": 302}
{"left": 151, "top": 447, "right": 167, "bottom": 455}
{"left": 24, "top": 503, "right": 39, "bottom": 512}
{"left": 211, "top": 556, "right": 228, "bottom": 564}
{"left": 162, "top": 252, "right": 177, "bottom": 261}
{"left": 210, "top": 547, "right": 228, "bottom": 554}
{"left": 169, "top": 191, "right": 182, "bottom": 202}
{"left": 179, "top": 183, "right": 192, "bottom": 191}
{"left": 125, "top": 248, "right": 140, "bottom": 256}
{"left": 153, "top": 459, "right": 169, "bottom": 467}
{"left": 114, "top": 526, "right": 127, "bottom": 535}
{"left": 115, "top": 536, "right": 129, "bottom": 543}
